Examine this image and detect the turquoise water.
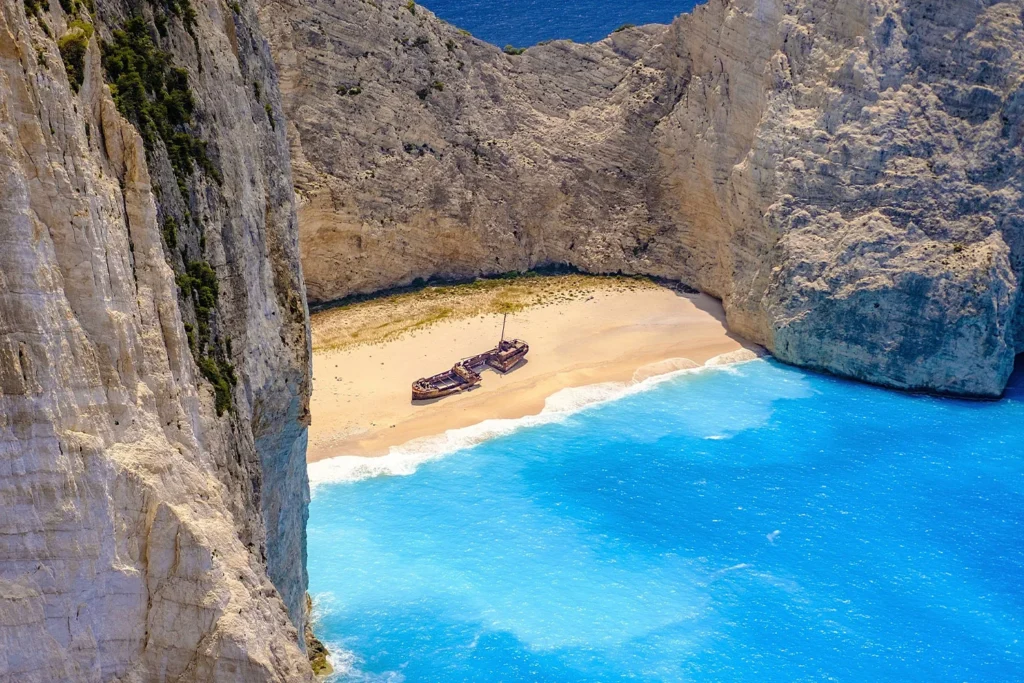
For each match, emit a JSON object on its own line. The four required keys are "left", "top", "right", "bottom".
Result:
{"left": 419, "top": 0, "right": 698, "bottom": 47}
{"left": 308, "top": 359, "right": 1024, "bottom": 682}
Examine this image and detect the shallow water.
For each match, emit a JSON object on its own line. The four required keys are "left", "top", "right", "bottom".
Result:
{"left": 309, "top": 359, "right": 1024, "bottom": 681}
{"left": 418, "top": 0, "right": 698, "bottom": 47}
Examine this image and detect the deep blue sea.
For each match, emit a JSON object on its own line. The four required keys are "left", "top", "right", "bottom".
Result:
{"left": 308, "top": 358, "right": 1024, "bottom": 682}
{"left": 418, "top": 0, "right": 698, "bottom": 47}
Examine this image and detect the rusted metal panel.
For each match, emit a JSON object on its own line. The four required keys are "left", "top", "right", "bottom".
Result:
{"left": 412, "top": 339, "right": 529, "bottom": 401}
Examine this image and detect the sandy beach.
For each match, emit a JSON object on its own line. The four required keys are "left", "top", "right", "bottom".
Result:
{"left": 308, "top": 276, "right": 757, "bottom": 461}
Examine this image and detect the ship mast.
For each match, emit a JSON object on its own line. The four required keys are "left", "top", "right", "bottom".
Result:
{"left": 500, "top": 313, "right": 507, "bottom": 343}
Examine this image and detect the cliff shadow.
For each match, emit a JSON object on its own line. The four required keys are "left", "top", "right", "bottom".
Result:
{"left": 1005, "top": 354, "right": 1024, "bottom": 399}
{"left": 662, "top": 281, "right": 769, "bottom": 358}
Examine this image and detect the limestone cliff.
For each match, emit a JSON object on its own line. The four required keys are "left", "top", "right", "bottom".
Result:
{"left": 263, "top": 0, "right": 1024, "bottom": 397}
{"left": 0, "top": 0, "right": 313, "bottom": 679}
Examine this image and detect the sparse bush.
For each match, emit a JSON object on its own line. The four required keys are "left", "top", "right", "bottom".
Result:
{"left": 196, "top": 355, "right": 236, "bottom": 415}
{"left": 58, "top": 19, "right": 93, "bottom": 92}
{"left": 503, "top": 44, "right": 526, "bottom": 55}
{"left": 162, "top": 215, "right": 178, "bottom": 248}
{"left": 404, "top": 0, "right": 414, "bottom": 13}
{"left": 176, "top": 260, "right": 219, "bottom": 318}
{"left": 175, "top": 259, "right": 236, "bottom": 414}
{"left": 613, "top": 23, "right": 634, "bottom": 32}
{"left": 24, "top": 0, "right": 49, "bottom": 18}
{"left": 152, "top": 0, "right": 198, "bottom": 32}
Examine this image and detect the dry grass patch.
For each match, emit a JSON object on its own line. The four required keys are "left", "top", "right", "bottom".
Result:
{"left": 311, "top": 274, "right": 657, "bottom": 352}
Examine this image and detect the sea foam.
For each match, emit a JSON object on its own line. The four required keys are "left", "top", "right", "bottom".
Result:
{"left": 308, "top": 349, "right": 763, "bottom": 488}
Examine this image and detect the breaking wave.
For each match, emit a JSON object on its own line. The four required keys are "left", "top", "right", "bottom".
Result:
{"left": 308, "top": 349, "right": 764, "bottom": 489}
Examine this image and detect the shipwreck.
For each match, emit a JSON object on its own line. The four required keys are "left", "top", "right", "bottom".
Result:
{"left": 412, "top": 315, "right": 529, "bottom": 400}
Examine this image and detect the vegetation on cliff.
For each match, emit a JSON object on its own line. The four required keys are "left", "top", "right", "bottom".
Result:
{"left": 101, "top": 16, "right": 217, "bottom": 195}
{"left": 100, "top": 10, "right": 236, "bottom": 415}
{"left": 176, "top": 261, "right": 237, "bottom": 415}
{"left": 57, "top": 19, "right": 92, "bottom": 91}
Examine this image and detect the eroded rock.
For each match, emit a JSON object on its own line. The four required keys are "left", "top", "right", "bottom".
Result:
{"left": 263, "top": 0, "right": 1024, "bottom": 396}
{"left": 0, "top": 0, "right": 313, "bottom": 679}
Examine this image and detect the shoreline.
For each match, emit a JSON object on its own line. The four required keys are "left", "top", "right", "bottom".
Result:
{"left": 307, "top": 278, "right": 760, "bottom": 463}
{"left": 307, "top": 351, "right": 764, "bottom": 486}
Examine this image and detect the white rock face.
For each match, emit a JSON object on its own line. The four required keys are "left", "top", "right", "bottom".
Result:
{"left": 0, "top": 0, "right": 313, "bottom": 680}
{"left": 263, "top": 0, "right": 1024, "bottom": 397}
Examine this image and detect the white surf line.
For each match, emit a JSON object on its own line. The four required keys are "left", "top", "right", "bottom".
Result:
{"left": 308, "top": 349, "right": 766, "bottom": 489}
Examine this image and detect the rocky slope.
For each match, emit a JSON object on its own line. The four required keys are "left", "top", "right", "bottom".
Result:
{"left": 262, "top": 0, "right": 1024, "bottom": 397}
{"left": 1, "top": 0, "right": 314, "bottom": 680}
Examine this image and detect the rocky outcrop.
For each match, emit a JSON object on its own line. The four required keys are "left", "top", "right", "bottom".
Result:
{"left": 262, "top": 0, "right": 1024, "bottom": 397}
{"left": 0, "top": 0, "right": 313, "bottom": 679}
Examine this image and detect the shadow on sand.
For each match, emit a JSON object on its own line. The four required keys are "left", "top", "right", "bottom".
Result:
{"left": 666, "top": 283, "right": 767, "bottom": 357}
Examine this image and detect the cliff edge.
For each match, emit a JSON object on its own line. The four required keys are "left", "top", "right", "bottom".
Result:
{"left": 1, "top": 0, "right": 313, "bottom": 679}
{"left": 263, "top": 0, "right": 1024, "bottom": 397}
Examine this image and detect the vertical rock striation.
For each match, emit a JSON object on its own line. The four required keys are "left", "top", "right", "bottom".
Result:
{"left": 263, "top": 0, "right": 1024, "bottom": 397}
{"left": 0, "top": 0, "right": 313, "bottom": 679}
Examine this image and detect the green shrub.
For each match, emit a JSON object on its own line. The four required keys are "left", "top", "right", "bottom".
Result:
{"left": 228, "top": 1, "right": 241, "bottom": 13}
{"left": 177, "top": 260, "right": 219, "bottom": 316}
{"left": 264, "top": 102, "right": 274, "bottom": 129}
{"left": 613, "top": 23, "right": 634, "bottom": 32}
{"left": 503, "top": 44, "right": 526, "bottom": 55}
{"left": 175, "top": 260, "right": 237, "bottom": 415}
{"left": 183, "top": 322, "right": 196, "bottom": 353}
{"left": 24, "top": 0, "right": 49, "bottom": 18}
{"left": 161, "top": 214, "right": 178, "bottom": 247}
{"left": 404, "top": 0, "right": 414, "bottom": 13}
{"left": 58, "top": 20, "right": 92, "bottom": 92}
{"left": 431, "top": 80, "right": 444, "bottom": 92}
{"left": 150, "top": 0, "right": 197, "bottom": 32}
{"left": 101, "top": 16, "right": 219, "bottom": 196}
{"left": 196, "top": 355, "right": 235, "bottom": 415}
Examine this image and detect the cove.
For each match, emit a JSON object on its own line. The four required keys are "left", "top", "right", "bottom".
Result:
{"left": 308, "top": 359, "right": 1024, "bottom": 681}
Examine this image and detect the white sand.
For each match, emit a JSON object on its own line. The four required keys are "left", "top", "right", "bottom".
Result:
{"left": 308, "top": 284, "right": 755, "bottom": 461}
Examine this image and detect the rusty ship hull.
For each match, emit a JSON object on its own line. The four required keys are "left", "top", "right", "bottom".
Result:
{"left": 412, "top": 339, "right": 529, "bottom": 401}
